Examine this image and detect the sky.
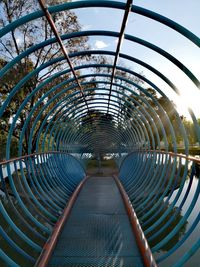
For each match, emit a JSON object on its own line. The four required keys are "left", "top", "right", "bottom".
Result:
{"left": 74, "top": 0, "right": 200, "bottom": 119}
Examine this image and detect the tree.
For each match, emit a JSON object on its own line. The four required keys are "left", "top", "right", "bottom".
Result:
{"left": 123, "top": 88, "right": 182, "bottom": 149}
{"left": 181, "top": 117, "right": 198, "bottom": 145}
{"left": 0, "top": 130, "right": 18, "bottom": 160}
{"left": 0, "top": 1, "right": 144, "bottom": 158}
{"left": 0, "top": 0, "right": 95, "bottom": 156}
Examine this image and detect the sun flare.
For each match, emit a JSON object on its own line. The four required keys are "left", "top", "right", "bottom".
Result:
{"left": 173, "top": 88, "right": 200, "bottom": 119}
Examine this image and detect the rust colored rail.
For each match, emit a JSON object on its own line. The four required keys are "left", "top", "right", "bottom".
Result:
{"left": 113, "top": 175, "right": 157, "bottom": 267}
{"left": 146, "top": 150, "right": 200, "bottom": 163}
{"left": 35, "top": 176, "right": 88, "bottom": 267}
{"left": 0, "top": 151, "right": 76, "bottom": 165}
{"left": 1, "top": 149, "right": 199, "bottom": 166}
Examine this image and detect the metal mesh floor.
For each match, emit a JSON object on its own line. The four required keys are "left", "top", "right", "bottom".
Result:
{"left": 48, "top": 177, "right": 144, "bottom": 267}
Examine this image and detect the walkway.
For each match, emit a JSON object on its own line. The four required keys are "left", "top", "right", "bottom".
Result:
{"left": 48, "top": 177, "right": 144, "bottom": 266}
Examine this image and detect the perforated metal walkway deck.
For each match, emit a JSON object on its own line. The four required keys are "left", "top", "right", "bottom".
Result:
{"left": 48, "top": 177, "right": 144, "bottom": 267}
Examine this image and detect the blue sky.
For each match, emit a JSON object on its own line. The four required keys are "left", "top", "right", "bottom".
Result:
{"left": 74, "top": 0, "right": 200, "bottom": 119}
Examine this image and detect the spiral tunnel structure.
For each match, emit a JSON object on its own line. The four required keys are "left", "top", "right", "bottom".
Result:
{"left": 0, "top": 1, "right": 200, "bottom": 266}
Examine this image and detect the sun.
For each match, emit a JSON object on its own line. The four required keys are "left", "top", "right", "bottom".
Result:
{"left": 174, "top": 88, "right": 200, "bottom": 119}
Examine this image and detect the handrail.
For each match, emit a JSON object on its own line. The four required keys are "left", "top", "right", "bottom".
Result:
{"left": 151, "top": 150, "right": 200, "bottom": 163}
{"left": 35, "top": 176, "right": 88, "bottom": 267}
{"left": 113, "top": 175, "right": 157, "bottom": 267}
{"left": 1, "top": 149, "right": 199, "bottom": 167}
{"left": 119, "top": 149, "right": 200, "bottom": 170}
{"left": 0, "top": 151, "right": 74, "bottom": 165}
{"left": 119, "top": 149, "right": 200, "bottom": 266}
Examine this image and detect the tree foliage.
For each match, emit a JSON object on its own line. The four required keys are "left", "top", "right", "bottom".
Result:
{"left": 123, "top": 88, "right": 200, "bottom": 149}
{"left": 0, "top": 0, "right": 95, "bottom": 157}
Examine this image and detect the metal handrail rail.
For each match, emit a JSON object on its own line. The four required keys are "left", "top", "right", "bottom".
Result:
{"left": 35, "top": 176, "right": 88, "bottom": 267}
{"left": 113, "top": 175, "right": 157, "bottom": 267}
{"left": 0, "top": 151, "right": 74, "bottom": 165}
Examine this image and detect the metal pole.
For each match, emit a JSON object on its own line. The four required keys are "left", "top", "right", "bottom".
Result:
{"left": 107, "top": 0, "right": 133, "bottom": 113}
{"left": 38, "top": 0, "right": 90, "bottom": 112}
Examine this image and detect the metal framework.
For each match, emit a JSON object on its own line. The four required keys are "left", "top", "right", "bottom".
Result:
{"left": 0, "top": 0, "right": 199, "bottom": 266}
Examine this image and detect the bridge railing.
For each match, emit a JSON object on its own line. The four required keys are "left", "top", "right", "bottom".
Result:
{"left": 0, "top": 152, "right": 85, "bottom": 267}
{"left": 119, "top": 150, "right": 200, "bottom": 266}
